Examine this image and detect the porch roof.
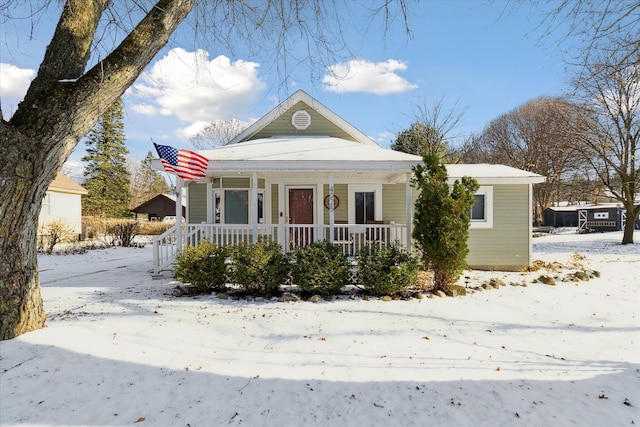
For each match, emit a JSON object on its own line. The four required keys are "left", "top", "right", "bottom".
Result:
{"left": 201, "top": 136, "right": 422, "bottom": 170}
{"left": 196, "top": 137, "right": 544, "bottom": 184}
{"left": 195, "top": 136, "right": 421, "bottom": 182}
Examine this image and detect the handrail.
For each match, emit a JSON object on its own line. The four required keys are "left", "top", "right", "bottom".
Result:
{"left": 152, "top": 223, "right": 407, "bottom": 274}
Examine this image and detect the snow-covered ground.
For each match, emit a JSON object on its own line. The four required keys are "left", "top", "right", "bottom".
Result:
{"left": 1, "top": 231, "right": 639, "bottom": 426}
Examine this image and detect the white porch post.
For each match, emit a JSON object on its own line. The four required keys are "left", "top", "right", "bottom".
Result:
{"left": 405, "top": 172, "right": 412, "bottom": 251}
{"left": 175, "top": 177, "right": 184, "bottom": 249}
{"left": 206, "top": 178, "right": 213, "bottom": 223}
{"left": 251, "top": 172, "right": 258, "bottom": 243}
{"left": 329, "top": 173, "right": 335, "bottom": 242}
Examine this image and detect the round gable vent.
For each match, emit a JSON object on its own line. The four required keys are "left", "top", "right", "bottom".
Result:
{"left": 291, "top": 110, "right": 311, "bottom": 130}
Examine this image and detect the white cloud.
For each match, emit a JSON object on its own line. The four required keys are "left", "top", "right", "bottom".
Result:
{"left": 0, "top": 63, "right": 36, "bottom": 112}
{"left": 129, "top": 103, "right": 160, "bottom": 116}
{"left": 374, "top": 131, "right": 395, "bottom": 147}
{"left": 176, "top": 120, "right": 210, "bottom": 140}
{"left": 128, "top": 48, "right": 266, "bottom": 123}
{"left": 323, "top": 59, "right": 418, "bottom": 95}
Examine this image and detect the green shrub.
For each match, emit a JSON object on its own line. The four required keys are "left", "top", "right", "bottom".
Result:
{"left": 230, "top": 238, "right": 290, "bottom": 296}
{"left": 291, "top": 241, "right": 350, "bottom": 296}
{"left": 356, "top": 244, "right": 419, "bottom": 297}
{"left": 175, "top": 241, "right": 229, "bottom": 293}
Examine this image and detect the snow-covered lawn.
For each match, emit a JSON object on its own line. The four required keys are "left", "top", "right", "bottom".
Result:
{"left": 1, "top": 231, "right": 639, "bottom": 426}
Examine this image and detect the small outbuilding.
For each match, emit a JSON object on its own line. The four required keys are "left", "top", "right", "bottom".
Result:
{"left": 545, "top": 203, "right": 640, "bottom": 232}
{"left": 39, "top": 173, "right": 87, "bottom": 238}
{"left": 543, "top": 206, "right": 581, "bottom": 228}
{"left": 132, "top": 194, "right": 185, "bottom": 222}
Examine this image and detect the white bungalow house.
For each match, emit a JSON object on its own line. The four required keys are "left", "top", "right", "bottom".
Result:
{"left": 153, "top": 90, "right": 544, "bottom": 273}
{"left": 39, "top": 173, "right": 88, "bottom": 239}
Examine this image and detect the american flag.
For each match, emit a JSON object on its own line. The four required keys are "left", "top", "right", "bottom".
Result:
{"left": 154, "top": 143, "right": 208, "bottom": 181}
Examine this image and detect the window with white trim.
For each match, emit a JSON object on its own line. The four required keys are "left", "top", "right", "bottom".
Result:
{"left": 214, "top": 190, "right": 264, "bottom": 224}
{"left": 348, "top": 184, "right": 382, "bottom": 224}
{"left": 355, "top": 192, "right": 375, "bottom": 224}
{"left": 42, "top": 192, "right": 51, "bottom": 215}
{"left": 469, "top": 186, "right": 493, "bottom": 229}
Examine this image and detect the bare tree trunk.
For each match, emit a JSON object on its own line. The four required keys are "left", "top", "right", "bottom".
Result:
{"left": 0, "top": 0, "right": 194, "bottom": 340}
{"left": 622, "top": 202, "right": 639, "bottom": 245}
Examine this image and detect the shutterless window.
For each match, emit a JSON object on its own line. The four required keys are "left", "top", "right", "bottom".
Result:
{"left": 222, "top": 190, "right": 264, "bottom": 224}
{"left": 257, "top": 193, "right": 264, "bottom": 224}
{"left": 470, "top": 194, "right": 485, "bottom": 220}
{"left": 42, "top": 192, "right": 51, "bottom": 215}
{"left": 225, "top": 190, "right": 248, "bottom": 224}
{"left": 214, "top": 192, "right": 221, "bottom": 224}
{"left": 355, "top": 192, "right": 375, "bottom": 224}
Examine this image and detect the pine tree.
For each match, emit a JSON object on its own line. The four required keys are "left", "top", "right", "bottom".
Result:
{"left": 82, "top": 99, "right": 131, "bottom": 217}
{"left": 130, "top": 151, "right": 171, "bottom": 208}
{"left": 412, "top": 154, "right": 479, "bottom": 292}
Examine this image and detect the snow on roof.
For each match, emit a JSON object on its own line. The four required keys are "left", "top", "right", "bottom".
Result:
{"left": 445, "top": 164, "right": 545, "bottom": 184}
{"left": 200, "top": 136, "right": 422, "bottom": 170}
{"left": 198, "top": 137, "right": 545, "bottom": 184}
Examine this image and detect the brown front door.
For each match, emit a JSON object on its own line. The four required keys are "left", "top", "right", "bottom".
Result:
{"left": 288, "top": 188, "right": 314, "bottom": 248}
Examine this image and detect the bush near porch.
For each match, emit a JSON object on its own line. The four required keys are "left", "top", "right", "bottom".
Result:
{"left": 173, "top": 239, "right": 419, "bottom": 298}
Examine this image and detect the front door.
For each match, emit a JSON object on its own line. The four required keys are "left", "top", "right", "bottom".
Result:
{"left": 288, "top": 188, "right": 314, "bottom": 248}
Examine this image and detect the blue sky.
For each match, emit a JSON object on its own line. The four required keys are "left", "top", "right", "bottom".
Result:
{"left": 0, "top": 1, "right": 574, "bottom": 175}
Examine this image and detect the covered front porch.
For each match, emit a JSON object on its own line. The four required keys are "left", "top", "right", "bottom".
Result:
{"left": 152, "top": 221, "right": 409, "bottom": 274}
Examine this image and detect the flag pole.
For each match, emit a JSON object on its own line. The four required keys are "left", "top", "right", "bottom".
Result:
{"left": 175, "top": 177, "right": 183, "bottom": 251}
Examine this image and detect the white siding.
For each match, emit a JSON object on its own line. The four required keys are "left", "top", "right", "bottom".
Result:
{"left": 39, "top": 191, "right": 83, "bottom": 235}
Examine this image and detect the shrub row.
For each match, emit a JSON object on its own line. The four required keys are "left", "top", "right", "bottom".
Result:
{"left": 174, "top": 238, "right": 419, "bottom": 298}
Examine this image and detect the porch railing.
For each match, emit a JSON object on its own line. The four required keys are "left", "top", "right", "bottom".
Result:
{"left": 152, "top": 223, "right": 407, "bottom": 274}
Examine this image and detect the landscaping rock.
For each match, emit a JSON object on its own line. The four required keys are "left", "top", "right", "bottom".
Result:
{"left": 308, "top": 295, "right": 322, "bottom": 303}
{"left": 435, "top": 290, "right": 446, "bottom": 298}
{"left": 278, "top": 294, "right": 299, "bottom": 302}
{"left": 449, "top": 285, "right": 467, "bottom": 296}
{"left": 218, "top": 293, "right": 229, "bottom": 300}
{"left": 574, "top": 271, "right": 590, "bottom": 281}
{"left": 482, "top": 284, "right": 493, "bottom": 290}
{"left": 415, "top": 293, "right": 425, "bottom": 300}
{"left": 538, "top": 275, "right": 556, "bottom": 285}
{"left": 445, "top": 289, "right": 457, "bottom": 297}
{"left": 592, "top": 270, "right": 601, "bottom": 278}
{"left": 490, "top": 278, "right": 506, "bottom": 287}
{"left": 381, "top": 296, "right": 392, "bottom": 302}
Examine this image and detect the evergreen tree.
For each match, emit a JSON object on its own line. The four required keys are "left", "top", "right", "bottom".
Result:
{"left": 82, "top": 99, "right": 131, "bottom": 217}
{"left": 412, "top": 154, "right": 479, "bottom": 292}
{"left": 130, "top": 151, "right": 171, "bottom": 208}
{"left": 392, "top": 122, "right": 444, "bottom": 157}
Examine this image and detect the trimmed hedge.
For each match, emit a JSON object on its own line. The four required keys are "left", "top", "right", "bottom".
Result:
{"left": 356, "top": 244, "right": 418, "bottom": 297}
{"left": 230, "top": 238, "right": 290, "bottom": 296}
{"left": 291, "top": 241, "right": 350, "bottom": 296}
{"left": 175, "top": 241, "right": 228, "bottom": 293}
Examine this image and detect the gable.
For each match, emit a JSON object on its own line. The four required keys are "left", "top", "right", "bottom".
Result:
{"left": 250, "top": 100, "right": 358, "bottom": 142}
{"left": 228, "top": 90, "right": 378, "bottom": 146}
